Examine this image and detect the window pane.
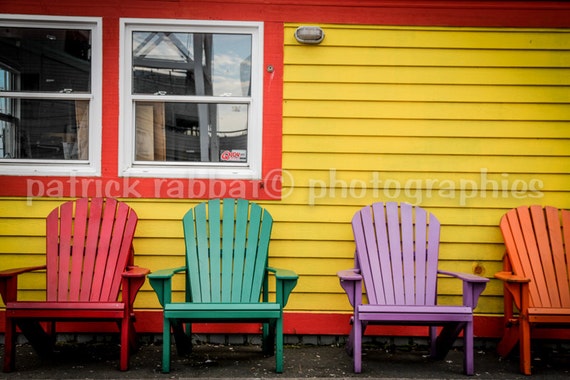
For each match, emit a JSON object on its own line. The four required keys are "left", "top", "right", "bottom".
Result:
{"left": 0, "top": 98, "right": 89, "bottom": 160}
{"left": 132, "top": 32, "right": 252, "bottom": 97}
{"left": 0, "top": 27, "right": 91, "bottom": 92}
{"left": 134, "top": 101, "right": 248, "bottom": 162}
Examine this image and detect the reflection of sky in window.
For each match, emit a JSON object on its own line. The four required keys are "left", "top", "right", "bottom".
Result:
{"left": 212, "top": 34, "right": 251, "bottom": 97}
{"left": 133, "top": 32, "right": 251, "bottom": 97}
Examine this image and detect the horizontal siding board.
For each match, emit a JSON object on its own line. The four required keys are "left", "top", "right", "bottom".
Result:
{"left": 270, "top": 223, "right": 502, "bottom": 244}
{"left": 270, "top": 240, "right": 355, "bottom": 259}
{"left": 284, "top": 119, "right": 570, "bottom": 138}
{"left": 132, "top": 238, "right": 184, "bottom": 255}
{"left": 284, "top": 135, "right": 570, "bottom": 156}
{"left": 0, "top": 219, "right": 46, "bottom": 236}
{"left": 271, "top": 222, "right": 353, "bottom": 241}
{"left": 0, "top": 237, "right": 45, "bottom": 254}
{"left": 284, "top": 100, "right": 570, "bottom": 120}
{"left": 285, "top": 46, "right": 570, "bottom": 68}
{"left": 277, "top": 191, "right": 570, "bottom": 209}
{"left": 135, "top": 220, "right": 184, "bottom": 238}
{"left": 283, "top": 153, "right": 570, "bottom": 173}
{"left": 284, "top": 66, "right": 570, "bottom": 86}
{"left": 284, "top": 83, "right": 570, "bottom": 103}
{"left": 0, "top": 200, "right": 60, "bottom": 218}
{"left": 280, "top": 170, "right": 569, "bottom": 192}
{"left": 267, "top": 204, "right": 507, "bottom": 226}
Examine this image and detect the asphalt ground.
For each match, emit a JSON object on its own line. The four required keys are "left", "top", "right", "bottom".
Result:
{"left": 1, "top": 337, "right": 569, "bottom": 379}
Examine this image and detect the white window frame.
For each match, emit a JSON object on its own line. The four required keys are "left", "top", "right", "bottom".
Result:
{"left": 119, "top": 19, "right": 264, "bottom": 180}
{"left": 0, "top": 14, "right": 102, "bottom": 176}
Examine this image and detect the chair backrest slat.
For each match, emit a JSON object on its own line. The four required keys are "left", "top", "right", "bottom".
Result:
{"left": 563, "top": 211, "right": 570, "bottom": 295}
{"left": 45, "top": 198, "right": 138, "bottom": 302}
{"left": 99, "top": 200, "right": 136, "bottom": 301}
{"left": 501, "top": 206, "right": 570, "bottom": 308}
{"left": 230, "top": 200, "right": 248, "bottom": 302}
{"left": 352, "top": 202, "right": 440, "bottom": 306}
{"left": 248, "top": 203, "right": 271, "bottom": 302}
{"left": 69, "top": 198, "right": 89, "bottom": 300}
{"left": 208, "top": 200, "right": 222, "bottom": 302}
{"left": 386, "top": 203, "right": 405, "bottom": 304}
{"left": 184, "top": 199, "right": 272, "bottom": 304}
{"left": 46, "top": 209, "right": 59, "bottom": 301}
{"left": 81, "top": 197, "right": 104, "bottom": 301}
{"left": 412, "top": 206, "right": 427, "bottom": 304}
{"left": 425, "top": 212, "right": 440, "bottom": 305}
{"left": 220, "top": 200, "right": 233, "bottom": 302}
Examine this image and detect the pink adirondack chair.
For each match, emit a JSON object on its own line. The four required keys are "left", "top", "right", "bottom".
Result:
{"left": 338, "top": 202, "right": 489, "bottom": 375}
{"left": 0, "top": 198, "right": 149, "bottom": 372}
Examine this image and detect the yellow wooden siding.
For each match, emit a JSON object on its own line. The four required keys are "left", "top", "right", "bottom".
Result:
{"left": 0, "top": 24, "right": 569, "bottom": 318}
{"left": 280, "top": 23, "right": 570, "bottom": 315}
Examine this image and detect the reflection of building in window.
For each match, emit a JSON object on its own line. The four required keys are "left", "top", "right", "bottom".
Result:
{"left": 0, "top": 27, "right": 91, "bottom": 160}
{"left": 132, "top": 31, "right": 251, "bottom": 163}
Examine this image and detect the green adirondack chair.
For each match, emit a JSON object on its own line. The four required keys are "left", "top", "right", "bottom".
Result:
{"left": 148, "top": 198, "right": 298, "bottom": 373}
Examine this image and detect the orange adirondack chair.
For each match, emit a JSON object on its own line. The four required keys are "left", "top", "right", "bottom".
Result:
{"left": 495, "top": 205, "right": 570, "bottom": 375}
{"left": 0, "top": 198, "right": 149, "bottom": 372}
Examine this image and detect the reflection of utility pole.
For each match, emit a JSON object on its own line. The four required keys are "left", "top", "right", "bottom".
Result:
{"left": 193, "top": 34, "right": 218, "bottom": 162}
{"left": 193, "top": 34, "right": 209, "bottom": 162}
{"left": 204, "top": 34, "right": 218, "bottom": 161}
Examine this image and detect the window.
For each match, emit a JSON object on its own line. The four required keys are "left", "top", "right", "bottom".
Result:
{"left": 120, "top": 19, "right": 264, "bottom": 179}
{"left": 0, "top": 15, "right": 101, "bottom": 176}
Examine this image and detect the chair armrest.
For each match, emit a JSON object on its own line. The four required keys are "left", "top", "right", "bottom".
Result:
{"left": 0, "top": 265, "right": 47, "bottom": 278}
{"left": 268, "top": 266, "right": 298, "bottom": 281}
{"left": 337, "top": 269, "right": 362, "bottom": 308}
{"left": 0, "top": 265, "right": 47, "bottom": 304}
{"left": 268, "top": 267, "right": 298, "bottom": 308}
{"left": 148, "top": 266, "right": 186, "bottom": 306}
{"left": 121, "top": 266, "right": 150, "bottom": 306}
{"left": 494, "top": 271, "right": 530, "bottom": 312}
{"left": 123, "top": 265, "right": 150, "bottom": 278}
{"left": 494, "top": 271, "right": 530, "bottom": 283}
{"left": 438, "top": 269, "right": 489, "bottom": 283}
{"left": 438, "top": 269, "right": 489, "bottom": 310}
{"left": 338, "top": 268, "right": 362, "bottom": 282}
{"left": 148, "top": 266, "right": 186, "bottom": 280}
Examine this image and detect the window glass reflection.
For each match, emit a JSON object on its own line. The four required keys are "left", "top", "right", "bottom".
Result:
{"left": 134, "top": 101, "right": 248, "bottom": 163}
{"left": 0, "top": 98, "right": 89, "bottom": 160}
{"left": 132, "top": 32, "right": 252, "bottom": 97}
{"left": 0, "top": 27, "right": 91, "bottom": 92}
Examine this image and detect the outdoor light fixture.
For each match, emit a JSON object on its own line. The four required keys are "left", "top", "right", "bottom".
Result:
{"left": 294, "top": 26, "right": 325, "bottom": 44}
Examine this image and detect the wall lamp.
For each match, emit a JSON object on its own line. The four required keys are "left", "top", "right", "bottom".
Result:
{"left": 294, "top": 26, "right": 325, "bottom": 44}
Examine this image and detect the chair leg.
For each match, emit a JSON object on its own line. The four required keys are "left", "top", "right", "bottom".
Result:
{"left": 463, "top": 321, "right": 474, "bottom": 376}
{"left": 128, "top": 319, "right": 139, "bottom": 353}
{"left": 435, "top": 323, "right": 463, "bottom": 360}
{"left": 429, "top": 326, "right": 437, "bottom": 357}
{"left": 275, "top": 318, "right": 283, "bottom": 373}
{"left": 119, "top": 317, "right": 130, "bottom": 371}
{"left": 353, "top": 316, "right": 362, "bottom": 373}
{"left": 345, "top": 317, "right": 354, "bottom": 356}
{"left": 162, "top": 317, "right": 171, "bottom": 373}
{"left": 497, "top": 324, "right": 519, "bottom": 358}
{"left": 262, "top": 321, "right": 275, "bottom": 356}
{"left": 519, "top": 317, "right": 531, "bottom": 375}
{"left": 172, "top": 320, "right": 192, "bottom": 356}
{"left": 3, "top": 317, "right": 15, "bottom": 372}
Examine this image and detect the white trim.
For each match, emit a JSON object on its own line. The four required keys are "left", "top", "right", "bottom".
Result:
{"left": 0, "top": 14, "right": 102, "bottom": 176}
{"left": 119, "top": 18, "right": 263, "bottom": 180}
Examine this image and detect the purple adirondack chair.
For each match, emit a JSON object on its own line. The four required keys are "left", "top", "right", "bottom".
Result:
{"left": 338, "top": 202, "right": 489, "bottom": 375}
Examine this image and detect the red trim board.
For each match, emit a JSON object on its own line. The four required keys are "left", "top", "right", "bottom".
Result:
{"left": 6, "top": 310, "right": 570, "bottom": 340}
